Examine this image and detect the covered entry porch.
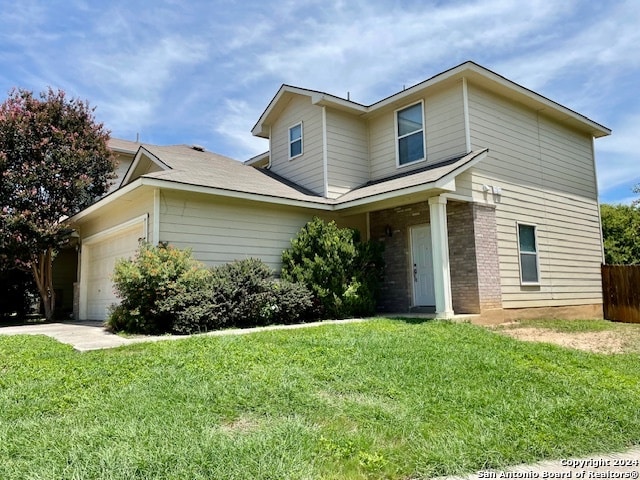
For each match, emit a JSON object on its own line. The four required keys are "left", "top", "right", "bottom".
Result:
{"left": 368, "top": 196, "right": 502, "bottom": 318}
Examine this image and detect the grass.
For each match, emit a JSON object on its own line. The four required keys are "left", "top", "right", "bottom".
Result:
{"left": 1, "top": 318, "right": 640, "bottom": 479}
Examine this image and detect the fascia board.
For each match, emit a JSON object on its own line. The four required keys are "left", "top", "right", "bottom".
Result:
{"left": 70, "top": 150, "right": 488, "bottom": 222}
{"left": 364, "top": 61, "right": 610, "bottom": 136}
{"left": 67, "top": 178, "right": 145, "bottom": 222}
{"left": 138, "top": 177, "right": 334, "bottom": 211}
{"left": 252, "top": 86, "right": 368, "bottom": 137}
{"left": 120, "top": 146, "right": 172, "bottom": 187}
{"left": 334, "top": 149, "right": 488, "bottom": 211}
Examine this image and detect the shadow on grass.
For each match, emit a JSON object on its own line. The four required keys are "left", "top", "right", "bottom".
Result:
{"left": 384, "top": 315, "right": 438, "bottom": 325}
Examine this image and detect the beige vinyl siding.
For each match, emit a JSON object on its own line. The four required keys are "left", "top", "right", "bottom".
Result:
{"left": 424, "top": 84, "right": 467, "bottom": 163}
{"left": 269, "top": 95, "right": 325, "bottom": 195}
{"left": 452, "top": 170, "right": 474, "bottom": 198}
{"left": 369, "top": 85, "right": 467, "bottom": 181}
{"left": 76, "top": 188, "right": 155, "bottom": 243}
{"left": 467, "top": 83, "right": 602, "bottom": 309}
{"left": 158, "top": 190, "right": 329, "bottom": 271}
{"left": 123, "top": 155, "right": 164, "bottom": 185}
{"left": 326, "top": 109, "right": 369, "bottom": 198}
{"left": 109, "top": 152, "right": 135, "bottom": 193}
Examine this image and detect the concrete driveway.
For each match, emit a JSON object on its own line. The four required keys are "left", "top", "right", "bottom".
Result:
{"left": 0, "top": 317, "right": 371, "bottom": 352}
{"left": 0, "top": 320, "right": 138, "bottom": 351}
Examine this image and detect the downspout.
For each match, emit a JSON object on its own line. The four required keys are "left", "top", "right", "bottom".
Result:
{"left": 267, "top": 125, "right": 273, "bottom": 169}
{"left": 322, "top": 106, "right": 329, "bottom": 197}
{"left": 153, "top": 188, "right": 160, "bottom": 245}
{"left": 462, "top": 77, "right": 471, "bottom": 153}
{"left": 592, "top": 137, "right": 605, "bottom": 264}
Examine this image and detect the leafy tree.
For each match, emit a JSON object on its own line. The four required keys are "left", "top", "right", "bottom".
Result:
{"left": 0, "top": 88, "right": 115, "bottom": 320}
{"left": 281, "top": 217, "right": 384, "bottom": 318}
{"left": 600, "top": 203, "right": 640, "bottom": 265}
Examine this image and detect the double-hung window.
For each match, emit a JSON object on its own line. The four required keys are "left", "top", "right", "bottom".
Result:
{"left": 289, "top": 122, "right": 303, "bottom": 159}
{"left": 396, "top": 101, "right": 425, "bottom": 166}
{"left": 517, "top": 223, "right": 540, "bottom": 284}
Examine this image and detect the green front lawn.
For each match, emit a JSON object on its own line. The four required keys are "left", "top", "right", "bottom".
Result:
{"left": 1, "top": 319, "right": 640, "bottom": 479}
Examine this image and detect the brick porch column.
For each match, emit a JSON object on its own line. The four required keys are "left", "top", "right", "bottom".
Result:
{"left": 429, "top": 196, "right": 454, "bottom": 318}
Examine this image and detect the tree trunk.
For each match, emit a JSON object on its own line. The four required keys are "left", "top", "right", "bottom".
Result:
{"left": 31, "top": 248, "right": 56, "bottom": 321}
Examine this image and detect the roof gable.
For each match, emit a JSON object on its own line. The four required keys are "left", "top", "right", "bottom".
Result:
{"left": 120, "top": 146, "right": 170, "bottom": 187}
{"left": 252, "top": 61, "right": 610, "bottom": 139}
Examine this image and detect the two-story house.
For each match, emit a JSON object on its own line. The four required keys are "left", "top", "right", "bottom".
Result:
{"left": 67, "top": 61, "right": 610, "bottom": 322}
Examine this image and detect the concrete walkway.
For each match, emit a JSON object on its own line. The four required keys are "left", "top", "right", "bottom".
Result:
{"left": 0, "top": 318, "right": 372, "bottom": 352}
{"left": 437, "top": 446, "right": 640, "bottom": 480}
{"left": 0, "top": 320, "right": 136, "bottom": 351}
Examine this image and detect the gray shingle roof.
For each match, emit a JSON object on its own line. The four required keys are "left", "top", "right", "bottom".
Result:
{"left": 130, "top": 144, "right": 487, "bottom": 207}
{"left": 138, "top": 145, "right": 331, "bottom": 204}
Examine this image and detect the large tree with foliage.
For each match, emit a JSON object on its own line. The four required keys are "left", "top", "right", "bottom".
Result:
{"left": 600, "top": 203, "right": 640, "bottom": 265}
{"left": 0, "top": 88, "right": 115, "bottom": 320}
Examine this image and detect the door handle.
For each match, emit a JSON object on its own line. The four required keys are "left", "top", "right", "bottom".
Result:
{"left": 413, "top": 264, "right": 418, "bottom": 283}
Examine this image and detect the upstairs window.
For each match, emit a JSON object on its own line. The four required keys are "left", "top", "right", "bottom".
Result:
{"left": 517, "top": 223, "right": 540, "bottom": 284}
{"left": 396, "top": 102, "right": 425, "bottom": 166}
{"left": 289, "top": 122, "right": 303, "bottom": 159}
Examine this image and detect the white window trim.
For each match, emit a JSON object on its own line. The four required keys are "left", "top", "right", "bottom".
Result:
{"left": 288, "top": 121, "right": 303, "bottom": 160}
{"left": 516, "top": 222, "right": 540, "bottom": 286}
{"left": 394, "top": 100, "right": 426, "bottom": 168}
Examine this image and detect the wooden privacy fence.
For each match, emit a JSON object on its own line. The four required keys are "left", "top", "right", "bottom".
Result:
{"left": 601, "top": 265, "right": 640, "bottom": 323}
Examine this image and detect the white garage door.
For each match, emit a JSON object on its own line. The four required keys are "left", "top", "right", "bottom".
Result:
{"left": 83, "top": 222, "right": 145, "bottom": 321}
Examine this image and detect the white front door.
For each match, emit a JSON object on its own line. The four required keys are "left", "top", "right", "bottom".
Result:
{"left": 411, "top": 225, "right": 435, "bottom": 306}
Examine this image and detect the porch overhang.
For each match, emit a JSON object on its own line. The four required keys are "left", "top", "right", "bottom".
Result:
{"left": 334, "top": 149, "right": 488, "bottom": 214}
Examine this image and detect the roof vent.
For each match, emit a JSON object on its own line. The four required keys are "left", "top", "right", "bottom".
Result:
{"left": 191, "top": 144, "right": 205, "bottom": 152}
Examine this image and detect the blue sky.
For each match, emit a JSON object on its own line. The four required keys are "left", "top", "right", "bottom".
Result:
{"left": 1, "top": 0, "right": 638, "bottom": 204}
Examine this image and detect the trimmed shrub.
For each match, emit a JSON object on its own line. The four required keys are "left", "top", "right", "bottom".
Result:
{"left": 109, "top": 245, "right": 314, "bottom": 334}
{"left": 209, "top": 258, "right": 272, "bottom": 328}
{"left": 108, "top": 242, "right": 208, "bottom": 334}
{"left": 208, "top": 258, "right": 313, "bottom": 328}
{"left": 263, "top": 279, "right": 313, "bottom": 325}
{"left": 156, "top": 266, "right": 215, "bottom": 334}
{"left": 281, "top": 217, "right": 384, "bottom": 319}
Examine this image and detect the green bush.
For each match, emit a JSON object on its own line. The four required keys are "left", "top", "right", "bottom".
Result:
{"left": 263, "top": 279, "right": 313, "bottom": 325}
{"left": 209, "top": 258, "right": 313, "bottom": 328}
{"left": 108, "top": 242, "right": 208, "bottom": 334}
{"left": 281, "top": 217, "right": 384, "bottom": 319}
{"left": 156, "top": 266, "right": 215, "bottom": 334}
{"left": 109, "top": 244, "right": 313, "bottom": 334}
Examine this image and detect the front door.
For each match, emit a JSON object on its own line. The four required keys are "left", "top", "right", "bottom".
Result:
{"left": 411, "top": 225, "right": 435, "bottom": 306}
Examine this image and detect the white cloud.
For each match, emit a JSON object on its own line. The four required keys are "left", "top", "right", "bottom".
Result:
{"left": 595, "top": 111, "right": 640, "bottom": 199}
{"left": 212, "top": 98, "right": 269, "bottom": 159}
{"left": 1, "top": 0, "right": 638, "bottom": 204}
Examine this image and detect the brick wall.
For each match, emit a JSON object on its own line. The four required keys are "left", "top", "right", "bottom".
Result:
{"left": 370, "top": 202, "right": 430, "bottom": 312}
{"left": 447, "top": 202, "right": 481, "bottom": 313}
{"left": 472, "top": 203, "right": 502, "bottom": 310}
{"left": 369, "top": 199, "right": 502, "bottom": 314}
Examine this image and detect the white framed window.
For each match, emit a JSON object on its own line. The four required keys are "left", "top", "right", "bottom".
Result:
{"left": 395, "top": 101, "right": 425, "bottom": 167}
{"left": 289, "top": 122, "right": 303, "bottom": 159}
{"left": 517, "top": 223, "right": 540, "bottom": 285}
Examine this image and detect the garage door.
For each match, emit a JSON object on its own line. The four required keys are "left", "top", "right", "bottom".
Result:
{"left": 84, "top": 223, "right": 145, "bottom": 321}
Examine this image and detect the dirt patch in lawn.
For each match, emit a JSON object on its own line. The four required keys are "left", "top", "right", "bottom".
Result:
{"left": 219, "top": 415, "right": 261, "bottom": 435}
{"left": 497, "top": 327, "right": 626, "bottom": 354}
